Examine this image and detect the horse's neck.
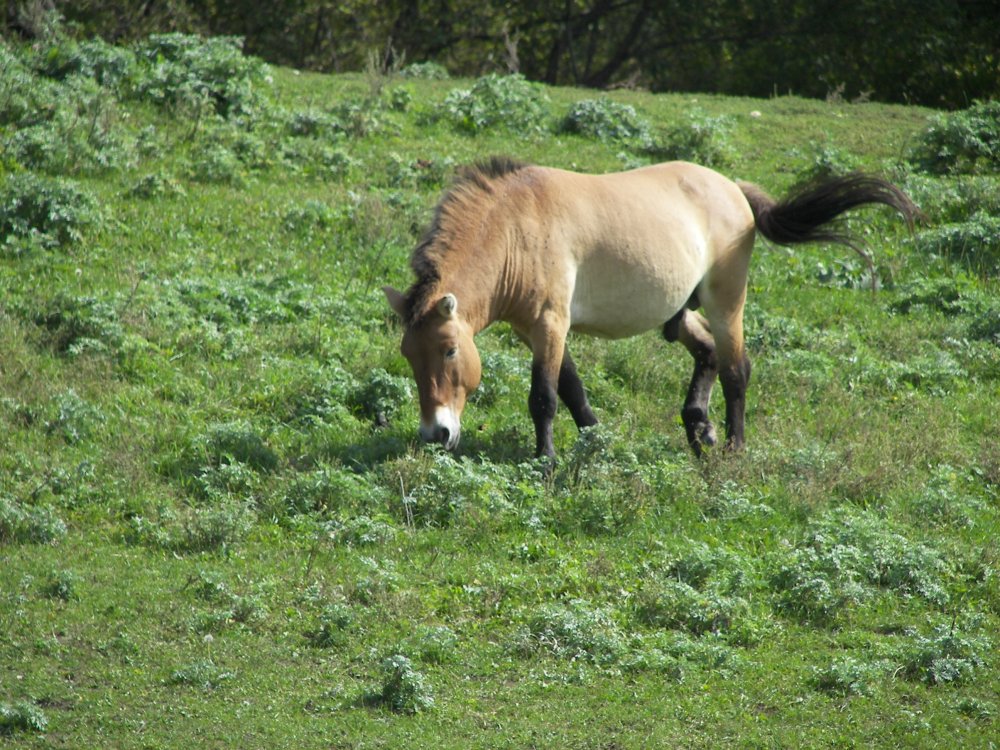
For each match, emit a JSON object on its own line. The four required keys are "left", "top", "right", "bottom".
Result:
{"left": 437, "top": 242, "right": 513, "bottom": 335}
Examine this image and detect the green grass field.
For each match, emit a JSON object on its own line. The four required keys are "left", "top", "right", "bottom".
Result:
{"left": 2, "top": 36, "right": 999, "bottom": 748}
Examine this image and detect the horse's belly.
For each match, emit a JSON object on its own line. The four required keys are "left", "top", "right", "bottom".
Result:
{"left": 569, "top": 260, "right": 696, "bottom": 339}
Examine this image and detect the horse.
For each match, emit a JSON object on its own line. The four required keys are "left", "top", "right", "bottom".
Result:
{"left": 383, "top": 157, "right": 917, "bottom": 460}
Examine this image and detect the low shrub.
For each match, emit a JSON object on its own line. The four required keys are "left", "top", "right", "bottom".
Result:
{"left": 43, "top": 569, "right": 79, "bottom": 601}
{"left": 898, "top": 623, "right": 991, "bottom": 685}
{"left": 0, "top": 173, "right": 99, "bottom": 249}
{"left": 654, "top": 110, "right": 735, "bottom": 166}
{"left": 560, "top": 98, "right": 652, "bottom": 146}
{"left": 0, "top": 701, "right": 48, "bottom": 734}
{"left": 513, "top": 599, "right": 627, "bottom": 665}
{"left": 400, "top": 61, "right": 449, "bottom": 80}
{"left": 916, "top": 213, "right": 1000, "bottom": 272}
{"left": 305, "top": 603, "right": 355, "bottom": 647}
{"left": 770, "top": 508, "right": 952, "bottom": 622}
{"left": 32, "top": 37, "right": 136, "bottom": 88}
{"left": 811, "top": 656, "right": 888, "bottom": 696}
{"left": 132, "top": 34, "right": 272, "bottom": 122}
{"left": 442, "top": 74, "right": 549, "bottom": 134}
{"left": 909, "top": 100, "right": 1000, "bottom": 175}
{"left": 348, "top": 368, "right": 412, "bottom": 424}
{"left": 0, "top": 495, "right": 67, "bottom": 545}
{"left": 44, "top": 389, "right": 105, "bottom": 444}
{"left": 167, "top": 659, "right": 236, "bottom": 689}
{"left": 372, "top": 655, "right": 434, "bottom": 714}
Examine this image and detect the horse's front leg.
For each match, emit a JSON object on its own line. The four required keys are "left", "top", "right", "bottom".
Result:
{"left": 528, "top": 316, "right": 570, "bottom": 459}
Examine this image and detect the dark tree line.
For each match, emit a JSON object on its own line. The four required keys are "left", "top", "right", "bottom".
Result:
{"left": 5, "top": 0, "right": 998, "bottom": 107}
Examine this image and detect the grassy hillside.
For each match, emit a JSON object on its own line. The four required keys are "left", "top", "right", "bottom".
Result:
{"left": 2, "top": 36, "right": 999, "bottom": 748}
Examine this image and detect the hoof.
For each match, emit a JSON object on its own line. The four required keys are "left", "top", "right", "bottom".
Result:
{"left": 698, "top": 422, "right": 718, "bottom": 447}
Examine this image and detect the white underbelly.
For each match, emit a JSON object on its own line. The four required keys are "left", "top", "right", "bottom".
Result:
{"left": 568, "top": 251, "right": 702, "bottom": 339}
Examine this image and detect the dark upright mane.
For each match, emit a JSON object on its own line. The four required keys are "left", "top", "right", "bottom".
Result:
{"left": 404, "top": 156, "right": 530, "bottom": 324}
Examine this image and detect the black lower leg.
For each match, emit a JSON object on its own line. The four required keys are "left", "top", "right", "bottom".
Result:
{"left": 719, "top": 354, "right": 752, "bottom": 450}
{"left": 682, "top": 353, "right": 718, "bottom": 455}
{"left": 529, "top": 362, "right": 559, "bottom": 458}
{"left": 558, "top": 350, "right": 598, "bottom": 429}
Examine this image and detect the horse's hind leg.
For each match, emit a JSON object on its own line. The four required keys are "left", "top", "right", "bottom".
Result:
{"left": 663, "top": 309, "right": 718, "bottom": 455}
{"left": 558, "top": 347, "right": 598, "bottom": 430}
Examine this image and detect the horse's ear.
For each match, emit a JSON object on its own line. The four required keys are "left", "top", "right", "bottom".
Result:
{"left": 436, "top": 293, "right": 457, "bottom": 319}
{"left": 383, "top": 286, "right": 407, "bottom": 319}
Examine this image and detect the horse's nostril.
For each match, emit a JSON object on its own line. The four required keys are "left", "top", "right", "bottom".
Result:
{"left": 437, "top": 426, "right": 451, "bottom": 445}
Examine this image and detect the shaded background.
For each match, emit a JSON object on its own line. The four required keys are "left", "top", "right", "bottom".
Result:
{"left": 4, "top": 0, "right": 998, "bottom": 108}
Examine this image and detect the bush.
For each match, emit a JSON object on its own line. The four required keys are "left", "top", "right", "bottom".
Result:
{"left": 401, "top": 61, "right": 450, "bottom": 80}
{"left": 349, "top": 368, "right": 412, "bottom": 424}
{"left": 33, "top": 37, "right": 136, "bottom": 88}
{"left": 910, "top": 100, "right": 1000, "bottom": 174}
{"left": 372, "top": 655, "right": 434, "bottom": 714}
{"left": 655, "top": 110, "right": 735, "bottom": 166}
{"left": 899, "top": 623, "right": 991, "bottom": 685}
{"left": 0, "top": 701, "right": 48, "bottom": 735}
{"left": 916, "top": 213, "right": 1000, "bottom": 272}
{"left": 32, "top": 294, "right": 123, "bottom": 356}
{"left": 561, "top": 98, "right": 652, "bottom": 146}
{"left": 811, "top": 656, "right": 888, "bottom": 696}
{"left": 0, "top": 495, "right": 67, "bottom": 545}
{"left": 132, "top": 34, "right": 272, "bottom": 121}
{"left": 770, "top": 508, "right": 952, "bottom": 622}
{"left": 0, "top": 42, "right": 55, "bottom": 127}
{"left": 4, "top": 75, "right": 132, "bottom": 174}
{"left": 0, "top": 173, "right": 99, "bottom": 249}
{"left": 168, "top": 659, "right": 236, "bottom": 689}
{"left": 635, "top": 578, "right": 753, "bottom": 637}
{"left": 442, "top": 74, "right": 549, "bottom": 134}
{"left": 44, "top": 389, "right": 105, "bottom": 444}
{"left": 305, "top": 603, "right": 355, "bottom": 647}
{"left": 513, "top": 599, "right": 627, "bottom": 665}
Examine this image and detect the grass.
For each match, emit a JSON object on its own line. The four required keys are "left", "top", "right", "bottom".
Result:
{"left": 1, "top": 35, "right": 999, "bottom": 748}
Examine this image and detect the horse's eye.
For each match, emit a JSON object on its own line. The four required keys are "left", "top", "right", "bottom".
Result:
{"left": 445, "top": 347, "right": 458, "bottom": 360}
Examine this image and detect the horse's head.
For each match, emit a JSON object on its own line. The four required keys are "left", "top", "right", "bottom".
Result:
{"left": 384, "top": 286, "right": 481, "bottom": 450}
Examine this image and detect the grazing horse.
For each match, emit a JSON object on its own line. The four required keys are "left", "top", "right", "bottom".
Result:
{"left": 384, "top": 158, "right": 917, "bottom": 459}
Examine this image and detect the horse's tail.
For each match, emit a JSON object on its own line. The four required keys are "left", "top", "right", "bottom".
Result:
{"left": 738, "top": 174, "right": 919, "bottom": 258}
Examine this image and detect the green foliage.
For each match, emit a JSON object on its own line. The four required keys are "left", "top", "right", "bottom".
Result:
{"left": 916, "top": 213, "right": 1000, "bottom": 272}
{"left": 560, "top": 98, "right": 652, "bottom": 146}
{"left": 404, "top": 625, "right": 459, "bottom": 664}
{"left": 168, "top": 659, "right": 236, "bottom": 689}
{"left": 0, "top": 701, "right": 48, "bottom": 735}
{"left": 899, "top": 623, "right": 991, "bottom": 685}
{"left": 400, "top": 61, "right": 450, "bottom": 80}
{"left": 770, "top": 508, "right": 952, "bottom": 622}
{"left": 811, "top": 657, "right": 888, "bottom": 696}
{"left": 0, "top": 173, "right": 99, "bottom": 249}
{"left": 442, "top": 74, "right": 549, "bottom": 134}
{"left": 349, "top": 368, "right": 412, "bottom": 423}
{"left": 32, "top": 37, "right": 136, "bottom": 88}
{"left": 654, "top": 111, "right": 735, "bottom": 166}
{"left": 32, "top": 293, "right": 123, "bottom": 355}
{"left": 373, "top": 655, "right": 435, "bottom": 714}
{"left": 305, "top": 603, "right": 355, "bottom": 647}
{"left": 910, "top": 101, "right": 1000, "bottom": 174}
{"left": 0, "top": 495, "right": 67, "bottom": 545}
{"left": 125, "top": 170, "right": 186, "bottom": 199}
{"left": 45, "top": 389, "right": 105, "bottom": 444}
{"left": 513, "top": 599, "right": 627, "bottom": 665}
{"left": 131, "top": 34, "right": 272, "bottom": 121}
{"left": 0, "top": 32, "right": 998, "bottom": 748}
{"left": 43, "top": 568, "right": 79, "bottom": 600}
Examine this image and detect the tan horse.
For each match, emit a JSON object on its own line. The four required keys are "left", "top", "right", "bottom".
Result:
{"left": 384, "top": 158, "right": 916, "bottom": 459}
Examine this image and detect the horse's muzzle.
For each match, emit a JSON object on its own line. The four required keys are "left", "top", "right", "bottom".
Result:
{"left": 420, "top": 407, "right": 461, "bottom": 450}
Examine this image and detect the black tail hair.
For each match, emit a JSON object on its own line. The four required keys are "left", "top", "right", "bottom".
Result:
{"left": 739, "top": 173, "right": 919, "bottom": 255}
